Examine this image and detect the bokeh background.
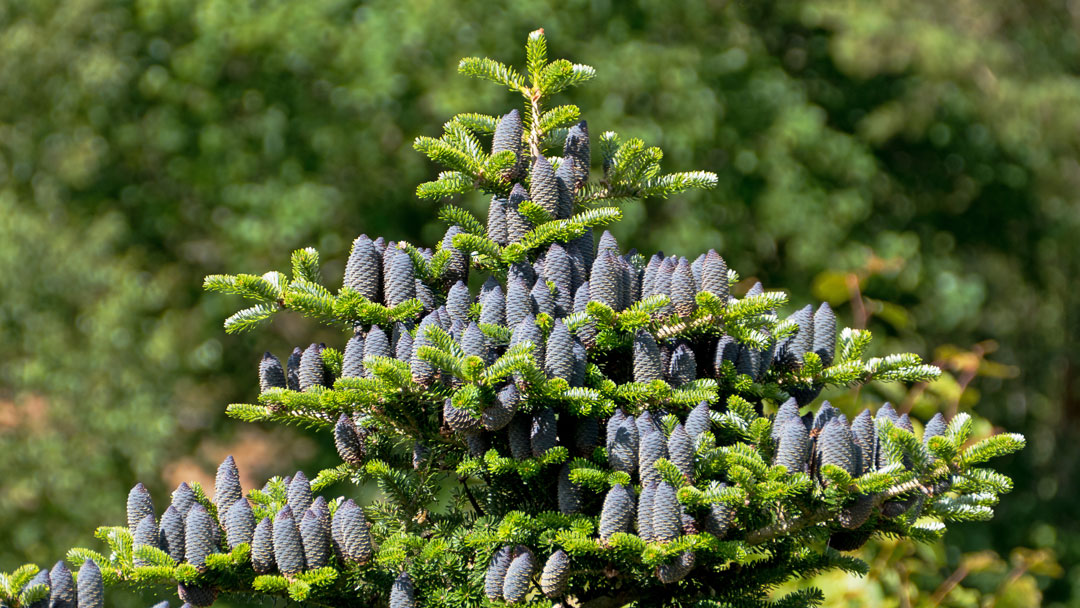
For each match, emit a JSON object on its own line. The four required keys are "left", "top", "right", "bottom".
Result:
{"left": 1, "top": 0, "right": 1077, "bottom": 605}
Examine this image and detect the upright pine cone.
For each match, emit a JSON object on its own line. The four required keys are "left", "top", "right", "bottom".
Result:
{"left": 389, "top": 571, "right": 416, "bottom": 608}
{"left": 483, "top": 545, "right": 514, "bottom": 601}
{"left": 699, "top": 249, "right": 729, "bottom": 301}
{"left": 563, "top": 120, "right": 590, "bottom": 189}
{"left": 49, "top": 561, "right": 75, "bottom": 608}
{"left": 703, "top": 485, "right": 734, "bottom": 538}
{"left": 775, "top": 418, "right": 810, "bottom": 474}
{"left": 298, "top": 343, "right": 326, "bottom": 391}
{"left": 343, "top": 234, "right": 381, "bottom": 301}
{"left": 588, "top": 250, "right": 620, "bottom": 310}
{"left": 502, "top": 549, "right": 536, "bottom": 604}
{"left": 923, "top": 412, "right": 948, "bottom": 445}
{"left": 598, "top": 484, "right": 635, "bottom": 541}
{"left": 651, "top": 482, "right": 682, "bottom": 543}
{"left": 670, "top": 257, "right": 697, "bottom": 317}
{"left": 851, "top": 409, "right": 876, "bottom": 474}
{"left": 159, "top": 505, "right": 186, "bottom": 563}
{"left": 334, "top": 414, "right": 365, "bottom": 466}
{"left": 506, "top": 184, "right": 533, "bottom": 244}
{"left": 133, "top": 514, "right": 159, "bottom": 566}
{"left": 530, "top": 155, "right": 560, "bottom": 217}
{"left": 557, "top": 464, "right": 582, "bottom": 515}
{"left": 633, "top": 329, "right": 662, "bottom": 383}
{"left": 272, "top": 506, "right": 305, "bottom": 576}
{"left": 637, "top": 482, "right": 657, "bottom": 542}
{"left": 812, "top": 302, "right": 836, "bottom": 366}
{"left": 445, "top": 281, "right": 471, "bottom": 325}
{"left": 184, "top": 504, "right": 215, "bottom": 572}
{"left": 607, "top": 416, "right": 639, "bottom": 476}
{"left": 554, "top": 156, "right": 575, "bottom": 219}
{"left": 384, "top": 247, "right": 416, "bottom": 308}
{"left": 24, "top": 570, "right": 48, "bottom": 608}
{"left": 213, "top": 455, "right": 242, "bottom": 514}
{"left": 441, "top": 225, "right": 469, "bottom": 286}
{"left": 340, "top": 334, "right": 365, "bottom": 379}
{"left": 225, "top": 498, "right": 255, "bottom": 549}
{"left": 251, "top": 517, "right": 275, "bottom": 574}
{"left": 487, "top": 196, "right": 509, "bottom": 246}
{"left": 300, "top": 506, "right": 331, "bottom": 569}
{"left": 545, "top": 319, "right": 574, "bottom": 380}
{"left": 530, "top": 408, "right": 558, "bottom": 457}
{"left": 819, "top": 418, "right": 858, "bottom": 478}
{"left": 258, "top": 352, "right": 287, "bottom": 392}
{"left": 287, "top": 471, "right": 313, "bottom": 516}
{"left": 127, "top": 483, "right": 155, "bottom": 533}
{"left": 668, "top": 423, "right": 695, "bottom": 481}
{"left": 540, "top": 549, "right": 570, "bottom": 598}
{"left": 657, "top": 551, "right": 695, "bottom": 584}
{"left": 685, "top": 401, "right": 711, "bottom": 440}
{"left": 176, "top": 584, "right": 217, "bottom": 608}
{"left": 668, "top": 343, "right": 696, "bottom": 387}
{"left": 75, "top": 560, "right": 103, "bottom": 608}
{"left": 638, "top": 428, "right": 667, "bottom": 487}
{"left": 492, "top": 109, "right": 525, "bottom": 181}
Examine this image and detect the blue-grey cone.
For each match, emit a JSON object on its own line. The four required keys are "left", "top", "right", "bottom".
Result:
{"left": 691, "top": 253, "right": 704, "bottom": 290}
{"left": 492, "top": 109, "right": 525, "bottom": 181}
{"left": 656, "top": 551, "right": 695, "bottom": 584}
{"left": 483, "top": 384, "right": 519, "bottom": 431}
{"left": 605, "top": 408, "right": 627, "bottom": 448}
{"left": 502, "top": 550, "right": 535, "bottom": 604}
{"left": 608, "top": 416, "right": 639, "bottom": 475}
{"left": 384, "top": 248, "right": 416, "bottom": 308}
{"left": 651, "top": 482, "right": 682, "bottom": 543}
{"left": 286, "top": 347, "right": 302, "bottom": 391}
{"left": 700, "top": 250, "right": 729, "bottom": 301}
{"left": 596, "top": 230, "right": 619, "bottom": 256}
{"left": 127, "top": 483, "right": 155, "bottom": 533}
{"left": 812, "top": 401, "right": 839, "bottom": 433}
{"left": 133, "top": 513, "right": 159, "bottom": 566}
{"left": 25, "top": 569, "right": 49, "bottom": 608}
{"left": 704, "top": 486, "right": 734, "bottom": 538}
{"left": 636, "top": 410, "right": 661, "bottom": 437}
{"left": 923, "top": 413, "right": 947, "bottom": 446}
{"left": 272, "top": 506, "right": 304, "bottom": 575}
{"left": 897, "top": 413, "right": 914, "bottom": 433}
{"left": 224, "top": 498, "right": 255, "bottom": 550}
{"left": 341, "top": 334, "right": 365, "bottom": 378}
{"left": 640, "top": 253, "right": 663, "bottom": 298}
{"left": 394, "top": 325, "right": 413, "bottom": 363}
{"left": 464, "top": 430, "right": 487, "bottom": 458}
{"left": 461, "top": 321, "right": 488, "bottom": 362}
{"left": 571, "top": 338, "right": 587, "bottom": 387}
{"left": 540, "top": 549, "right": 570, "bottom": 598}
{"left": 617, "top": 255, "right": 635, "bottom": 310}
{"left": 685, "top": 401, "right": 711, "bottom": 440}
{"left": 564, "top": 121, "right": 590, "bottom": 188}
{"left": 571, "top": 415, "right": 599, "bottom": 457}
{"left": 545, "top": 320, "right": 574, "bottom": 380}
{"left": 259, "top": 352, "right": 287, "bottom": 392}
{"left": 362, "top": 325, "right": 391, "bottom": 371}
{"left": 506, "top": 184, "right": 533, "bottom": 244}
{"left": 410, "top": 313, "right": 438, "bottom": 385}
{"left": 775, "top": 418, "right": 810, "bottom": 474}
{"left": 745, "top": 281, "right": 764, "bottom": 298}
{"left": 812, "top": 302, "right": 836, "bottom": 366}
{"left": 530, "top": 277, "right": 555, "bottom": 317}
{"left": 839, "top": 494, "right": 874, "bottom": 529}
{"left": 506, "top": 276, "right": 531, "bottom": 330}
{"left": 511, "top": 314, "right": 544, "bottom": 371}
{"left": 572, "top": 282, "right": 596, "bottom": 345}
{"left": 778, "top": 305, "right": 814, "bottom": 368}
{"left": 251, "top": 516, "right": 274, "bottom": 574}
{"left": 573, "top": 230, "right": 595, "bottom": 271}
{"left": 668, "top": 423, "right": 695, "bottom": 481}
{"left": 712, "top": 335, "right": 738, "bottom": 377}
{"left": 851, "top": 409, "right": 876, "bottom": 473}
{"left": 670, "top": 257, "right": 697, "bottom": 318}
{"left": 639, "top": 428, "right": 667, "bottom": 487}
{"left": 159, "top": 505, "right": 185, "bottom": 563}
{"left": 484, "top": 545, "right": 514, "bottom": 600}
{"left": 444, "top": 397, "right": 481, "bottom": 433}
{"left": 652, "top": 256, "right": 676, "bottom": 304}
{"left": 381, "top": 243, "right": 398, "bottom": 290}
{"left": 772, "top": 398, "right": 801, "bottom": 443}
{"left": 487, "top": 196, "right": 510, "bottom": 246}
{"left": 668, "top": 343, "right": 696, "bottom": 387}
{"left": 176, "top": 584, "right": 216, "bottom": 608}
{"left": 599, "top": 484, "right": 635, "bottom": 541}
{"left": 588, "top": 250, "right": 620, "bottom": 310}
{"left": 338, "top": 500, "right": 373, "bottom": 565}
{"left": 877, "top": 402, "right": 899, "bottom": 422}
{"left": 344, "top": 235, "right": 381, "bottom": 301}
{"left": 481, "top": 283, "right": 506, "bottom": 328}
{"left": 637, "top": 481, "right": 657, "bottom": 541}
{"left": 372, "top": 236, "right": 386, "bottom": 255}
{"left": 530, "top": 408, "right": 558, "bottom": 457}
{"left": 441, "top": 226, "right": 469, "bottom": 286}
{"left": 74, "top": 561, "right": 102, "bottom": 608}
{"left": 736, "top": 344, "right": 762, "bottom": 380}
{"left": 554, "top": 157, "right": 576, "bottom": 220}
{"left": 545, "top": 243, "right": 574, "bottom": 313}
{"left": 213, "top": 456, "right": 242, "bottom": 514}
{"left": 557, "top": 464, "right": 582, "bottom": 514}
{"left": 819, "top": 418, "right": 858, "bottom": 478}
{"left": 414, "top": 278, "right": 435, "bottom": 315}
{"left": 633, "top": 329, "right": 662, "bottom": 383}
{"left": 300, "top": 508, "right": 331, "bottom": 570}
{"left": 507, "top": 414, "right": 533, "bottom": 461}
{"left": 184, "top": 504, "right": 215, "bottom": 571}
{"left": 334, "top": 414, "right": 365, "bottom": 466}
{"left": 389, "top": 571, "right": 416, "bottom": 608}
{"left": 49, "top": 561, "right": 75, "bottom": 608}
{"left": 445, "top": 281, "right": 471, "bottom": 326}
{"left": 287, "top": 471, "right": 312, "bottom": 517}
{"left": 297, "top": 343, "right": 325, "bottom": 391}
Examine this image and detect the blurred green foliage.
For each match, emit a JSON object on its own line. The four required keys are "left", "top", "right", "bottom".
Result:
{"left": 0, "top": 0, "right": 1077, "bottom": 604}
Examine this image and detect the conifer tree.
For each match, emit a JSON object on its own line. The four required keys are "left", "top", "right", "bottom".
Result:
{"left": 0, "top": 29, "right": 1025, "bottom": 608}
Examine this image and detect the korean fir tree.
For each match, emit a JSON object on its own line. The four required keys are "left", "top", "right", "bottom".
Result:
{"left": 0, "top": 29, "right": 1025, "bottom": 608}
